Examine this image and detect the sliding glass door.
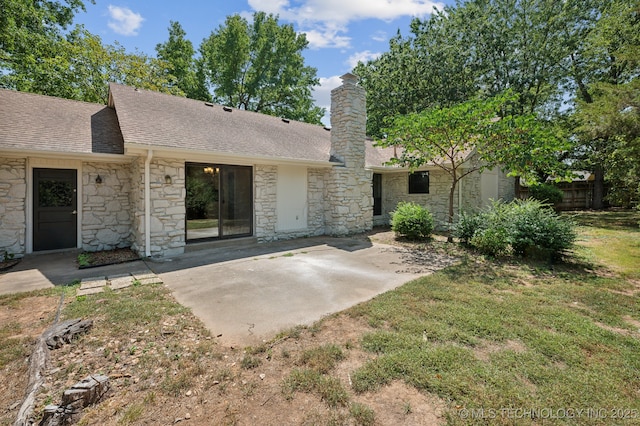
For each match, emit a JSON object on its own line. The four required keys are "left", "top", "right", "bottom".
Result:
{"left": 186, "top": 163, "right": 252, "bottom": 241}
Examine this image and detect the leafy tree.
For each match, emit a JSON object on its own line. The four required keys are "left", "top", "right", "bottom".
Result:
{"left": 575, "top": 79, "right": 640, "bottom": 207}
{"left": 199, "top": 12, "right": 323, "bottom": 124}
{"left": 379, "top": 93, "right": 570, "bottom": 240}
{"left": 356, "top": 0, "right": 588, "bottom": 137}
{"left": 1, "top": 0, "right": 88, "bottom": 91}
{"left": 566, "top": 0, "right": 640, "bottom": 208}
{"left": 0, "top": 0, "right": 88, "bottom": 66}
{"left": 156, "top": 21, "right": 209, "bottom": 101}
{"left": 2, "top": 23, "right": 181, "bottom": 103}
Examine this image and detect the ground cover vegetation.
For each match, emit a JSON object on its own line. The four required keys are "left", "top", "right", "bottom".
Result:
{"left": 1, "top": 210, "right": 638, "bottom": 425}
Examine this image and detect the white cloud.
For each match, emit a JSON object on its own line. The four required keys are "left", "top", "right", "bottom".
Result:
{"left": 248, "top": 0, "right": 442, "bottom": 24}
{"left": 248, "top": 0, "right": 443, "bottom": 49}
{"left": 107, "top": 5, "right": 144, "bottom": 36}
{"left": 312, "top": 75, "right": 343, "bottom": 126}
{"left": 303, "top": 25, "right": 351, "bottom": 49}
{"left": 347, "top": 50, "right": 382, "bottom": 69}
{"left": 372, "top": 31, "right": 388, "bottom": 42}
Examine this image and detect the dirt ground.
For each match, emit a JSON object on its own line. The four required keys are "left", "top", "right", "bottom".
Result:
{"left": 1, "top": 232, "right": 456, "bottom": 425}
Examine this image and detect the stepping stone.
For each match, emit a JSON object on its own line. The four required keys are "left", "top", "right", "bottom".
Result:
{"left": 108, "top": 274, "right": 134, "bottom": 290}
{"left": 77, "top": 286, "right": 104, "bottom": 296}
{"left": 131, "top": 271, "right": 155, "bottom": 280}
{"left": 79, "top": 277, "right": 107, "bottom": 290}
{"left": 131, "top": 270, "right": 163, "bottom": 285}
{"left": 136, "top": 276, "right": 163, "bottom": 285}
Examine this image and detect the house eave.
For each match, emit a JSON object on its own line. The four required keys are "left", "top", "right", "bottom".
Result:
{"left": 124, "top": 143, "right": 342, "bottom": 168}
{"left": 0, "top": 148, "right": 133, "bottom": 163}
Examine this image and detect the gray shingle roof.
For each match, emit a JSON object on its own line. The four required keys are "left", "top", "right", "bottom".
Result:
{"left": 0, "top": 88, "right": 124, "bottom": 155}
{"left": 108, "top": 83, "right": 334, "bottom": 163}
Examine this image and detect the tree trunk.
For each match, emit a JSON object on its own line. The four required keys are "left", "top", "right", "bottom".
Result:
{"left": 447, "top": 181, "right": 456, "bottom": 242}
{"left": 592, "top": 164, "right": 605, "bottom": 210}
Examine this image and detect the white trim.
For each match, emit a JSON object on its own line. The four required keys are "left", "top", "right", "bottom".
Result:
{"left": 77, "top": 166, "right": 83, "bottom": 249}
{"left": 1, "top": 149, "right": 132, "bottom": 163}
{"left": 26, "top": 158, "right": 32, "bottom": 254}
{"left": 124, "top": 143, "right": 340, "bottom": 168}
{"left": 144, "top": 150, "right": 153, "bottom": 257}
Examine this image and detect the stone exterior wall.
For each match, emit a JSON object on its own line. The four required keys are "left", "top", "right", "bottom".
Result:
{"left": 381, "top": 169, "right": 459, "bottom": 230}
{"left": 0, "top": 157, "right": 26, "bottom": 257}
{"left": 148, "top": 159, "right": 185, "bottom": 257}
{"left": 254, "top": 165, "right": 277, "bottom": 241}
{"left": 498, "top": 169, "right": 516, "bottom": 201}
{"left": 380, "top": 166, "right": 516, "bottom": 231}
{"left": 325, "top": 74, "right": 373, "bottom": 236}
{"left": 460, "top": 169, "right": 482, "bottom": 213}
{"left": 306, "top": 168, "right": 327, "bottom": 236}
{"left": 81, "top": 163, "right": 132, "bottom": 251}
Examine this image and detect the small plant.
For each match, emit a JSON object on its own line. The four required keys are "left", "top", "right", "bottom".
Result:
{"left": 241, "top": 354, "right": 261, "bottom": 369}
{"left": 297, "top": 344, "right": 345, "bottom": 374}
{"left": 350, "top": 402, "right": 376, "bottom": 426}
{"left": 282, "top": 369, "right": 349, "bottom": 407}
{"left": 2, "top": 251, "right": 14, "bottom": 262}
{"left": 77, "top": 252, "right": 91, "bottom": 267}
{"left": 390, "top": 201, "right": 434, "bottom": 240}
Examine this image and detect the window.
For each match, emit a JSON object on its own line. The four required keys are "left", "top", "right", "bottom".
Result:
{"left": 408, "top": 171, "right": 429, "bottom": 194}
{"left": 372, "top": 173, "right": 382, "bottom": 215}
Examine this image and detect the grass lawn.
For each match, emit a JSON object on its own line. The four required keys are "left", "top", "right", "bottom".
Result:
{"left": 186, "top": 218, "right": 218, "bottom": 230}
{"left": 345, "top": 210, "right": 640, "bottom": 424}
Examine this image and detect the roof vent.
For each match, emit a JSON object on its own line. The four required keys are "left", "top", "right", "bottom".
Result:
{"left": 204, "top": 102, "right": 214, "bottom": 107}
{"left": 223, "top": 106, "right": 232, "bottom": 112}
{"left": 281, "top": 118, "right": 290, "bottom": 123}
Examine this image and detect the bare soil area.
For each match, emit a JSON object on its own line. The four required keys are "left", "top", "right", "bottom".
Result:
{"left": 1, "top": 231, "right": 458, "bottom": 425}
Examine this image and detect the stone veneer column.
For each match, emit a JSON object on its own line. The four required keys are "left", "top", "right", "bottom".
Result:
{"left": 324, "top": 73, "right": 373, "bottom": 236}
{"left": 148, "top": 159, "right": 185, "bottom": 257}
{"left": 254, "top": 165, "right": 278, "bottom": 241}
{"left": 0, "top": 158, "right": 26, "bottom": 256}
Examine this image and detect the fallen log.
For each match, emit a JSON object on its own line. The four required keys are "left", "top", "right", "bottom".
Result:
{"left": 14, "top": 319, "right": 93, "bottom": 426}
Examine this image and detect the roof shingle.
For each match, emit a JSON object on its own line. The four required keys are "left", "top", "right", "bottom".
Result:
{"left": 0, "top": 89, "right": 124, "bottom": 155}
{"left": 108, "top": 83, "right": 334, "bottom": 163}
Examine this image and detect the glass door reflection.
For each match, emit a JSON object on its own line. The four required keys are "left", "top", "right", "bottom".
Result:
{"left": 186, "top": 163, "right": 252, "bottom": 241}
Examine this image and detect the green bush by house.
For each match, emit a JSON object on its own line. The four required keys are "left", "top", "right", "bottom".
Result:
{"left": 390, "top": 202, "right": 434, "bottom": 240}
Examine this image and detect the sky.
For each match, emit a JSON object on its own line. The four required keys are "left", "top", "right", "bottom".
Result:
{"left": 73, "top": 0, "right": 454, "bottom": 125}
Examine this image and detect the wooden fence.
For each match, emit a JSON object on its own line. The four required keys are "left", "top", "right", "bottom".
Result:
{"left": 519, "top": 181, "right": 595, "bottom": 211}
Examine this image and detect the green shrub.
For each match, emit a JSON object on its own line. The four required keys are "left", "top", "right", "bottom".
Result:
{"left": 390, "top": 202, "right": 434, "bottom": 240}
{"left": 507, "top": 199, "right": 576, "bottom": 256}
{"left": 454, "top": 199, "right": 576, "bottom": 258}
{"left": 455, "top": 211, "right": 483, "bottom": 244}
{"left": 469, "top": 227, "right": 513, "bottom": 257}
{"left": 528, "top": 183, "right": 564, "bottom": 205}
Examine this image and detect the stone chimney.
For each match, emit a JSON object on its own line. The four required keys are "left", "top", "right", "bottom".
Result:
{"left": 330, "top": 73, "right": 366, "bottom": 169}
{"left": 324, "top": 73, "right": 372, "bottom": 236}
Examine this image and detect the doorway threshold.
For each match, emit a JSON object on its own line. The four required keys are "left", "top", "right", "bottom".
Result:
{"left": 185, "top": 236, "right": 258, "bottom": 253}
